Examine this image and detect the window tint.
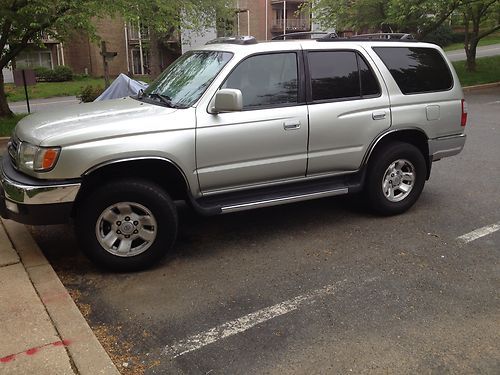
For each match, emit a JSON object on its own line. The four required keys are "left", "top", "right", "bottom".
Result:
{"left": 358, "top": 56, "right": 380, "bottom": 96}
{"left": 223, "top": 53, "right": 298, "bottom": 109}
{"left": 308, "top": 51, "right": 380, "bottom": 101}
{"left": 374, "top": 47, "right": 453, "bottom": 94}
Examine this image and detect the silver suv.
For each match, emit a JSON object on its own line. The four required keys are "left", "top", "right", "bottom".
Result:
{"left": 0, "top": 35, "right": 467, "bottom": 271}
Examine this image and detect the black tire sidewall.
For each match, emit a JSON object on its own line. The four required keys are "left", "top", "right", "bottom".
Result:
{"left": 76, "top": 179, "right": 178, "bottom": 271}
{"left": 367, "top": 142, "right": 427, "bottom": 215}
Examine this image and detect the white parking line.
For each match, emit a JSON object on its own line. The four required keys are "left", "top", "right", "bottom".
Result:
{"left": 163, "top": 279, "right": 342, "bottom": 358}
{"left": 457, "top": 222, "right": 500, "bottom": 244}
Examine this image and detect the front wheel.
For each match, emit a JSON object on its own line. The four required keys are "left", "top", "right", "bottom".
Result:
{"left": 366, "top": 142, "right": 427, "bottom": 215}
{"left": 75, "top": 179, "right": 178, "bottom": 271}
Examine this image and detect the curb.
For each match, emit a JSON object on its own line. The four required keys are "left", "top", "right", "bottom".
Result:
{"left": 463, "top": 81, "right": 500, "bottom": 92}
{"left": 1, "top": 219, "right": 120, "bottom": 375}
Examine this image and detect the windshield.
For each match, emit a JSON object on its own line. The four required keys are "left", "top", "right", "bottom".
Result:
{"left": 142, "top": 50, "right": 233, "bottom": 108}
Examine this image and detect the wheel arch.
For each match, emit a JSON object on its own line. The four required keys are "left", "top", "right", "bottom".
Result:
{"left": 363, "top": 128, "right": 431, "bottom": 179}
{"left": 73, "top": 157, "right": 191, "bottom": 216}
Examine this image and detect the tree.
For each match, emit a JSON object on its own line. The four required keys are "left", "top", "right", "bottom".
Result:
{"left": 305, "top": 0, "right": 462, "bottom": 37}
{"left": 462, "top": 0, "right": 500, "bottom": 71}
{"left": 0, "top": 0, "right": 232, "bottom": 117}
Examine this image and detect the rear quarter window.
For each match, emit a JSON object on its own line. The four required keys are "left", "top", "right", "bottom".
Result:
{"left": 373, "top": 47, "right": 453, "bottom": 95}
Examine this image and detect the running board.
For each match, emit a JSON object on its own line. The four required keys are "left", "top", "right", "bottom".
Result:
{"left": 220, "top": 188, "right": 348, "bottom": 213}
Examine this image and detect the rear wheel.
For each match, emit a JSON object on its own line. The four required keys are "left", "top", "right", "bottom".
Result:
{"left": 75, "top": 179, "right": 178, "bottom": 271}
{"left": 366, "top": 142, "right": 427, "bottom": 215}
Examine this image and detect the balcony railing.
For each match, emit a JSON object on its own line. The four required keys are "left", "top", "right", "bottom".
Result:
{"left": 272, "top": 18, "right": 310, "bottom": 31}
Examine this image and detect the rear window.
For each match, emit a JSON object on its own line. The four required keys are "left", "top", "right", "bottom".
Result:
{"left": 373, "top": 47, "right": 453, "bottom": 95}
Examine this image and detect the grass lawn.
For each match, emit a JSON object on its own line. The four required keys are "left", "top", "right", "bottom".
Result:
{"left": 453, "top": 55, "right": 500, "bottom": 86}
{"left": 6, "top": 75, "right": 152, "bottom": 103}
{"left": 0, "top": 114, "right": 28, "bottom": 137}
{"left": 444, "top": 34, "right": 500, "bottom": 51}
{"left": 5, "top": 77, "right": 105, "bottom": 102}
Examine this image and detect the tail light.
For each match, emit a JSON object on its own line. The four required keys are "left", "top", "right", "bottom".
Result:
{"left": 461, "top": 99, "right": 468, "bottom": 127}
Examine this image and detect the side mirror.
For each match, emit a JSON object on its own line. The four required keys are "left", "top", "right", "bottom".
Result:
{"left": 212, "top": 89, "right": 243, "bottom": 113}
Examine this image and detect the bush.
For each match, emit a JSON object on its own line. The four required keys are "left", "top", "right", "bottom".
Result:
{"left": 52, "top": 65, "right": 73, "bottom": 81}
{"left": 78, "top": 85, "right": 104, "bottom": 102}
{"left": 34, "top": 65, "right": 73, "bottom": 82}
{"left": 423, "top": 25, "right": 455, "bottom": 47}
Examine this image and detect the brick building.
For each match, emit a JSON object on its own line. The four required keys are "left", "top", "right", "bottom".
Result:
{"left": 10, "top": 1, "right": 314, "bottom": 80}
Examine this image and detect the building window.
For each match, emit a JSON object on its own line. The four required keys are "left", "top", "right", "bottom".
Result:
{"left": 16, "top": 49, "right": 53, "bottom": 69}
{"left": 131, "top": 48, "right": 150, "bottom": 75}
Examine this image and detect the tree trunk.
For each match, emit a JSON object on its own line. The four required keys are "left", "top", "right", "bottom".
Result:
{"left": 0, "top": 70, "right": 13, "bottom": 117}
{"left": 465, "top": 38, "right": 478, "bottom": 72}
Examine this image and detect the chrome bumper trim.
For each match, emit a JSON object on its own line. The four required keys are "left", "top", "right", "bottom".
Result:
{"left": 0, "top": 158, "right": 81, "bottom": 205}
{"left": 428, "top": 133, "right": 466, "bottom": 161}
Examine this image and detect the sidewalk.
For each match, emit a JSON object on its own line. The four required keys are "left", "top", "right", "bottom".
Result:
{"left": 9, "top": 96, "right": 80, "bottom": 114}
{"left": 0, "top": 219, "right": 119, "bottom": 374}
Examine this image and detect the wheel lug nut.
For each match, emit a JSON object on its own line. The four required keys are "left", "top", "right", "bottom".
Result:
{"left": 133, "top": 229, "right": 138, "bottom": 234}
{"left": 125, "top": 216, "right": 130, "bottom": 221}
{"left": 117, "top": 230, "right": 121, "bottom": 234}
{"left": 133, "top": 221, "right": 138, "bottom": 225}
{"left": 125, "top": 235, "right": 130, "bottom": 238}
{"left": 116, "top": 221, "right": 121, "bottom": 226}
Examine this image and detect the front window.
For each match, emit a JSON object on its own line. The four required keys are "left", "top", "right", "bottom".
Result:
{"left": 143, "top": 50, "right": 233, "bottom": 108}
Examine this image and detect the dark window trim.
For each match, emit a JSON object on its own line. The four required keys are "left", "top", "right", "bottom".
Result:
{"left": 216, "top": 50, "right": 305, "bottom": 112}
{"left": 373, "top": 46, "right": 454, "bottom": 95}
{"left": 305, "top": 49, "right": 382, "bottom": 104}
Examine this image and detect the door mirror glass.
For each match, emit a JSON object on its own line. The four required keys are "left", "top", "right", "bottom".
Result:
{"left": 213, "top": 89, "right": 243, "bottom": 113}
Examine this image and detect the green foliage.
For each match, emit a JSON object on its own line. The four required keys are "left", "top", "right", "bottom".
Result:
{"left": 77, "top": 85, "right": 104, "bottom": 102}
{"left": 35, "top": 66, "right": 73, "bottom": 82}
{"left": 422, "top": 25, "right": 455, "bottom": 46}
{"left": 305, "top": 0, "right": 462, "bottom": 37}
{"left": 0, "top": 114, "right": 28, "bottom": 137}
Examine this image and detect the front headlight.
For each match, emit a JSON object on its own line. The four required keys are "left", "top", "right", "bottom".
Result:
{"left": 19, "top": 142, "right": 61, "bottom": 172}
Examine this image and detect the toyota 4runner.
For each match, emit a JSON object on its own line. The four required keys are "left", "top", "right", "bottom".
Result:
{"left": 0, "top": 34, "right": 467, "bottom": 271}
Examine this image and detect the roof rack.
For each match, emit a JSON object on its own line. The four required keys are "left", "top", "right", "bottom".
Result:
{"left": 206, "top": 36, "right": 258, "bottom": 45}
{"left": 271, "top": 31, "right": 338, "bottom": 40}
{"left": 349, "top": 33, "right": 414, "bottom": 40}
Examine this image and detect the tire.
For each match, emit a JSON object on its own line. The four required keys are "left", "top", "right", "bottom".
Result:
{"left": 75, "top": 179, "right": 178, "bottom": 271}
{"left": 366, "top": 142, "right": 427, "bottom": 215}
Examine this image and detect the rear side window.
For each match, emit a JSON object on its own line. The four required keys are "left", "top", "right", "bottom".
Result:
{"left": 308, "top": 51, "right": 381, "bottom": 101}
{"left": 373, "top": 47, "right": 453, "bottom": 94}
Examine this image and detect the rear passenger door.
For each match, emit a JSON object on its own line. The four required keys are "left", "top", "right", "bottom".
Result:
{"left": 305, "top": 48, "right": 391, "bottom": 176}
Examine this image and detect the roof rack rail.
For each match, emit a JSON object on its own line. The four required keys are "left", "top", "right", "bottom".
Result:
{"left": 206, "top": 36, "right": 258, "bottom": 45}
{"left": 271, "top": 31, "right": 338, "bottom": 40}
{"left": 349, "top": 33, "right": 414, "bottom": 40}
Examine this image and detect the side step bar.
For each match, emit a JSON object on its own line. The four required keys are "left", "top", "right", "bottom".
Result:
{"left": 220, "top": 188, "right": 348, "bottom": 213}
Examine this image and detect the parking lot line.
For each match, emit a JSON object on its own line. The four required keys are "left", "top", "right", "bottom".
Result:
{"left": 163, "top": 277, "right": 380, "bottom": 359}
{"left": 163, "top": 279, "right": 348, "bottom": 359}
{"left": 457, "top": 221, "right": 500, "bottom": 244}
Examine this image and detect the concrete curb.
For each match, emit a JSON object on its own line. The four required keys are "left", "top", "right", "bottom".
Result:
{"left": 2, "top": 219, "right": 120, "bottom": 375}
{"left": 462, "top": 81, "right": 500, "bottom": 92}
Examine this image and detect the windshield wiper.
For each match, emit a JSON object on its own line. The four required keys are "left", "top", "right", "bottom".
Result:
{"left": 147, "top": 93, "right": 178, "bottom": 108}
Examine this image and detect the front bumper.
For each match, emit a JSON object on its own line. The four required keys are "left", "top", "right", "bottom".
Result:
{"left": 428, "top": 133, "right": 466, "bottom": 161}
{"left": 0, "top": 155, "right": 81, "bottom": 225}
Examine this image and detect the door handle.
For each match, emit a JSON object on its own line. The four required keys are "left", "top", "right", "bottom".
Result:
{"left": 372, "top": 111, "right": 386, "bottom": 120}
{"left": 283, "top": 121, "right": 301, "bottom": 130}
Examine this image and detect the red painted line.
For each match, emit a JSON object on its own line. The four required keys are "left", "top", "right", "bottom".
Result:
{"left": 0, "top": 339, "right": 71, "bottom": 364}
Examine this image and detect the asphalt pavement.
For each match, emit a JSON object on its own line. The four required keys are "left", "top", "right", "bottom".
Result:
{"left": 29, "top": 87, "right": 500, "bottom": 374}
{"left": 446, "top": 43, "right": 500, "bottom": 61}
{"left": 9, "top": 96, "right": 79, "bottom": 114}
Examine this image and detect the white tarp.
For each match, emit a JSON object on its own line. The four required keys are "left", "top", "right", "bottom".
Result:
{"left": 95, "top": 73, "right": 148, "bottom": 101}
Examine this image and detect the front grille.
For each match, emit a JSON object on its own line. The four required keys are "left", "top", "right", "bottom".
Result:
{"left": 7, "top": 136, "right": 19, "bottom": 168}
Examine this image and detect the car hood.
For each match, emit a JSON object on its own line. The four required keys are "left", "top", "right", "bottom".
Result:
{"left": 15, "top": 97, "right": 180, "bottom": 146}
